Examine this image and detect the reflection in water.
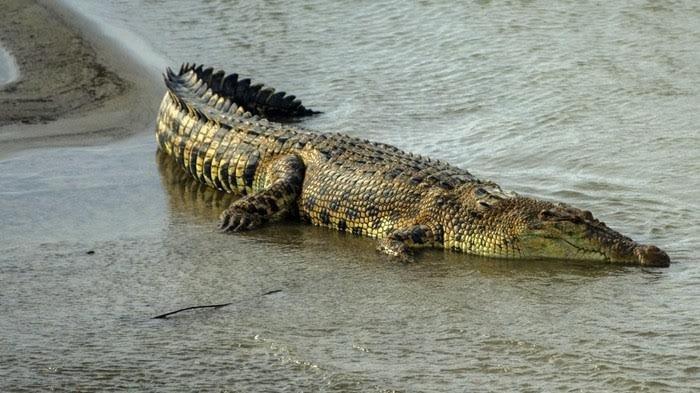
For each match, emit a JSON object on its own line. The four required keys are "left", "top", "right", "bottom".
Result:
{"left": 443, "top": 250, "right": 626, "bottom": 279}
{"left": 156, "top": 149, "right": 238, "bottom": 223}
{"left": 155, "top": 147, "right": 390, "bottom": 261}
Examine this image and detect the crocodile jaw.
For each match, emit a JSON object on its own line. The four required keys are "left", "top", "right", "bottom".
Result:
{"left": 516, "top": 231, "right": 670, "bottom": 267}
{"left": 515, "top": 206, "right": 670, "bottom": 267}
{"left": 452, "top": 196, "right": 671, "bottom": 267}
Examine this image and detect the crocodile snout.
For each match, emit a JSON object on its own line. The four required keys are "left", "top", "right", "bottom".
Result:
{"left": 634, "top": 245, "right": 670, "bottom": 267}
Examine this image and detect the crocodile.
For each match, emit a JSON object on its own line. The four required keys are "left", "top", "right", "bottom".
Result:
{"left": 155, "top": 63, "right": 670, "bottom": 267}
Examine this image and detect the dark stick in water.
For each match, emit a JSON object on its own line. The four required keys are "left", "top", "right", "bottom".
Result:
{"left": 152, "top": 303, "right": 232, "bottom": 319}
{"left": 152, "top": 289, "right": 282, "bottom": 319}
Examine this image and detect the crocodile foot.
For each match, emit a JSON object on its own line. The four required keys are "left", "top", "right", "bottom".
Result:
{"left": 377, "top": 238, "right": 415, "bottom": 263}
{"left": 219, "top": 205, "right": 264, "bottom": 232}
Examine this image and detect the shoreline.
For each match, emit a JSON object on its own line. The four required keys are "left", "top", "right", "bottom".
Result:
{"left": 0, "top": 0, "right": 164, "bottom": 158}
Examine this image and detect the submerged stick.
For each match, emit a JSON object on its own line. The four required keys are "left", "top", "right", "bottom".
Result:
{"left": 152, "top": 303, "right": 232, "bottom": 319}
{"left": 152, "top": 289, "right": 282, "bottom": 319}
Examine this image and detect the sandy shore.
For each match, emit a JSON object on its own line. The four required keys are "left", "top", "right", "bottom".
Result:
{"left": 0, "top": 0, "right": 162, "bottom": 157}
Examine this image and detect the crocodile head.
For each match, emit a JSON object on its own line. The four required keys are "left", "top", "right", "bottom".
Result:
{"left": 514, "top": 201, "right": 669, "bottom": 266}
{"left": 452, "top": 187, "right": 670, "bottom": 267}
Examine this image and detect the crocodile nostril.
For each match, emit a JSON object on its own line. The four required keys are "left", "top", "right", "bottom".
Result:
{"left": 634, "top": 245, "right": 671, "bottom": 267}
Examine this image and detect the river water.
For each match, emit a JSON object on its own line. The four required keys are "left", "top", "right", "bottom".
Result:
{"left": 1, "top": 0, "right": 699, "bottom": 391}
{"left": 0, "top": 46, "right": 19, "bottom": 87}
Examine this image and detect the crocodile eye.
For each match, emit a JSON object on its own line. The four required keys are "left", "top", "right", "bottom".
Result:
{"left": 569, "top": 215, "right": 584, "bottom": 224}
{"left": 538, "top": 208, "right": 584, "bottom": 224}
{"left": 473, "top": 187, "right": 488, "bottom": 198}
{"left": 538, "top": 209, "right": 556, "bottom": 220}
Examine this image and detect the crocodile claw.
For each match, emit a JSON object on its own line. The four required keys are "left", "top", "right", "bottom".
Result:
{"left": 377, "top": 238, "right": 415, "bottom": 263}
{"left": 219, "top": 207, "right": 262, "bottom": 232}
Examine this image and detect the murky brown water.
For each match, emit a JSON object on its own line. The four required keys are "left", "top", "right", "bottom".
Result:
{"left": 1, "top": 0, "right": 699, "bottom": 391}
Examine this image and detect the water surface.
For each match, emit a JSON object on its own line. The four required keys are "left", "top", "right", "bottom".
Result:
{"left": 1, "top": 1, "right": 699, "bottom": 391}
{"left": 0, "top": 45, "right": 19, "bottom": 86}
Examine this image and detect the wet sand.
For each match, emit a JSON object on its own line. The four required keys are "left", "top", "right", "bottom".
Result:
{"left": 0, "top": 0, "right": 161, "bottom": 157}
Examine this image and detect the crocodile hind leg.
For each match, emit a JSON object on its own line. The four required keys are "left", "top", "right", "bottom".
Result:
{"left": 219, "top": 154, "right": 304, "bottom": 232}
{"left": 377, "top": 224, "right": 441, "bottom": 261}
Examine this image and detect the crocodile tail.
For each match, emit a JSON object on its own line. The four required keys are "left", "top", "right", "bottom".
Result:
{"left": 177, "top": 63, "right": 320, "bottom": 120}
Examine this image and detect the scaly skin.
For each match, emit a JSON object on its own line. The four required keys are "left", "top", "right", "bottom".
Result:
{"left": 155, "top": 64, "right": 670, "bottom": 267}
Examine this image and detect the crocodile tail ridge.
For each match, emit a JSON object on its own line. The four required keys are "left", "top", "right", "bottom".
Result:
{"left": 178, "top": 63, "right": 320, "bottom": 120}
{"left": 163, "top": 67, "right": 225, "bottom": 128}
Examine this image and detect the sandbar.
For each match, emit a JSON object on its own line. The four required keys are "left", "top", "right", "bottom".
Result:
{"left": 0, "top": 0, "right": 162, "bottom": 158}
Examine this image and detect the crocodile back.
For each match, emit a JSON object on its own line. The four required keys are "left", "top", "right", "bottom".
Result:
{"left": 157, "top": 64, "right": 481, "bottom": 238}
{"left": 295, "top": 131, "right": 479, "bottom": 237}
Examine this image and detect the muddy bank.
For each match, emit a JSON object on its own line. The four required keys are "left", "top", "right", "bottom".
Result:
{"left": 0, "top": 0, "right": 162, "bottom": 157}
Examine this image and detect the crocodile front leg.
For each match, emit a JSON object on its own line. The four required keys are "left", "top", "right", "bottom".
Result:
{"left": 219, "top": 154, "right": 304, "bottom": 232}
{"left": 377, "top": 224, "right": 442, "bottom": 261}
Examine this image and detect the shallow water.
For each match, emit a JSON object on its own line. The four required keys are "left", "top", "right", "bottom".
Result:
{"left": 1, "top": 0, "right": 699, "bottom": 391}
{"left": 0, "top": 46, "right": 19, "bottom": 86}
